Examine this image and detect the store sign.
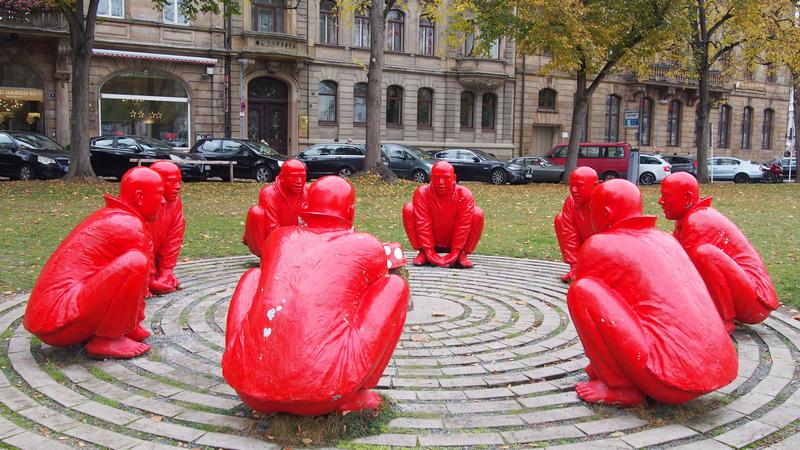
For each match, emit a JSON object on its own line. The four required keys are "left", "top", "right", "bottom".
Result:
{"left": 0, "top": 87, "right": 44, "bottom": 102}
{"left": 624, "top": 109, "right": 639, "bottom": 128}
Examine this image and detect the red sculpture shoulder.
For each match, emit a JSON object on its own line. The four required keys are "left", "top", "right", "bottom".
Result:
{"left": 242, "top": 159, "right": 308, "bottom": 257}
{"left": 223, "top": 176, "right": 409, "bottom": 415}
{"left": 148, "top": 161, "right": 185, "bottom": 295}
{"left": 24, "top": 167, "right": 165, "bottom": 359}
{"left": 660, "top": 172, "right": 778, "bottom": 333}
{"left": 402, "top": 161, "right": 484, "bottom": 268}
{"left": 568, "top": 179, "right": 737, "bottom": 406}
{"left": 554, "top": 166, "right": 597, "bottom": 283}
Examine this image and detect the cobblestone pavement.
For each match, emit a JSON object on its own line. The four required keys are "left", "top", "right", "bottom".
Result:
{"left": 1, "top": 255, "right": 799, "bottom": 449}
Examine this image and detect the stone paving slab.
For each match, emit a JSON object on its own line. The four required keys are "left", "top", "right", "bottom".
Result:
{"left": 0, "top": 254, "right": 799, "bottom": 449}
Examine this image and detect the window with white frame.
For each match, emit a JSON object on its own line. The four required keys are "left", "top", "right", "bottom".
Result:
{"left": 354, "top": 8, "right": 370, "bottom": 47}
{"left": 164, "top": 0, "right": 188, "bottom": 25}
{"left": 319, "top": 1, "right": 338, "bottom": 45}
{"left": 353, "top": 82, "right": 367, "bottom": 124}
{"left": 252, "top": 0, "right": 285, "bottom": 33}
{"left": 386, "top": 10, "right": 404, "bottom": 52}
{"left": 98, "top": 0, "right": 124, "bottom": 18}
{"left": 419, "top": 16, "right": 435, "bottom": 55}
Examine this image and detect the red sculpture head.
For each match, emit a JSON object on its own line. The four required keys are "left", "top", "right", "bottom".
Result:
{"left": 278, "top": 159, "right": 307, "bottom": 194}
{"left": 590, "top": 179, "right": 643, "bottom": 232}
{"left": 431, "top": 161, "right": 456, "bottom": 197}
{"left": 659, "top": 172, "right": 700, "bottom": 221}
{"left": 119, "top": 166, "right": 165, "bottom": 222}
{"left": 569, "top": 167, "right": 598, "bottom": 205}
{"left": 300, "top": 175, "right": 355, "bottom": 229}
{"left": 150, "top": 161, "right": 182, "bottom": 203}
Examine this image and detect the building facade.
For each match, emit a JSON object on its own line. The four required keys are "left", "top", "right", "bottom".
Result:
{"left": 0, "top": 1, "right": 790, "bottom": 162}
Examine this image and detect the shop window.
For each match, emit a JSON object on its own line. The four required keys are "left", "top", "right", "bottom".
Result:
{"left": 252, "top": 0, "right": 285, "bottom": 33}
{"left": 762, "top": 108, "right": 773, "bottom": 150}
{"left": 98, "top": 0, "right": 124, "bottom": 18}
{"left": 718, "top": 105, "right": 731, "bottom": 148}
{"left": 319, "top": 1, "right": 338, "bottom": 45}
{"left": 417, "top": 88, "right": 433, "bottom": 127}
{"left": 419, "top": 16, "right": 435, "bottom": 55}
{"left": 460, "top": 91, "right": 474, "bottom": 128}
{"left": 741, "top": 106, "right": 752, "bottom": 149}
{"left": 99, "top": 72, "right": 189, "bottom": 148}
{"left": 604, "top": 94, "right": 621, "bottom": 142}
{"left": 667, "top": 100, "right": 681, "bottom": 147}
{"left": 0, "top": 64, "right": 44, "bottom": 133}
{"left": 353, "top": 82, "right": 367, "bottom": 124}
{"left": 386, "top": 85, "right": 403, "bottom": 126}
{"left": 386, "top": 10, "right": 404, "bottom": 52}
{"left": 164, "top": 0, "right": 188, "bottom": 25}
{"left": 639, "top": 97, "right": 652, "bottom": 146}
{"left": 319, "top": 80, "right": 337, "bottom": 123}
{"left": 481, "top": 93, "right": 496, "bottom": 129}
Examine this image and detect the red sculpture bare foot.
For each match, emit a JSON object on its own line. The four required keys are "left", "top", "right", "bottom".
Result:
{"left": 127, "top": 325, "right": 151, "bottom": 342}
{"left": 85, "top": 336, "right": 150, "bottom": 359}
{"left": 457, "top": 252, "right": 474, "bottom": 268}
{"left": 412, "top": 251, "right": 428, "bottom": 266}
{"left": 575, "top": 380, "right": 645, "bottom": 405}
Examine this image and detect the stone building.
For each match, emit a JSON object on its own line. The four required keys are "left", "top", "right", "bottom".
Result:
{"left": 0, "top": 1, "right": 790, "bottom": 161}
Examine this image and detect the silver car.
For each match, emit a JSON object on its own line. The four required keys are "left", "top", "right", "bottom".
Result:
{"left": 382, "top": 143, "right": 435, "bottom": 182}
{"left": 707, "top": 157, "right": 764, "bottom": 183}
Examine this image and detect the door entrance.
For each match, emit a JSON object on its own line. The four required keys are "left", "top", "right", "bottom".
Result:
{"left": 247, "top": 77, "right": 289, "bottom": 154}
{"left": 532, "top": 125, "right": 559, "bottom": 156}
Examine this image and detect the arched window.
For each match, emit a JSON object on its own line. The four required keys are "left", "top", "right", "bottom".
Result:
{"left": 718, "top": 105, "right": 731, "bottom": 148}
{"left": 604, "top": 94, "right": 621, "bottom": 142}
{"left": 0, "top": 63, "right": 44, "bottom": 133}
{"left": 319, "top": 1, "right": 338, "bottom": 45}
{"left": 386, "top": 10, "right": 404, "bottom": 52}
{"left": 741, "top": 106, "right": 753, "bottom": 149}
{"left": 639, "top": 97, "right": 652, "bottom": 146}
{"left": 417, "top": 88, "right": 433, "bottom": 127}
{"left": 460, "top": 91, "right": 474, "bottom": 128}
{"left": 386, "top": 85, "right": 403, "bottom": 126}
{"left": 538, "top": 88, "right": 556, "bottom": 110}
{"left": 419, "top": 15, "right": 435, "bottom": 55}
{"left": 762, "top": 108, "right": 774, "bottom": 149}
{"left": 318, "top": 80, "right": 337, "bottom": 123}
{"left": 667, "top": 100, "right": 681, "bottom": 147}
{"left": 353, "top": 82, "right": 367, "bottom": 124}
{"left": 481, "top": 93, "right": 497, "bottom": 129}
{"left": 354, "top": 8, "right": 370, "bottom": 47}
{"left": 252, "top": 0, "right": 285, "bottom": 33}
{"left": 99, "top": 72, "right": 190, "bottom": 147}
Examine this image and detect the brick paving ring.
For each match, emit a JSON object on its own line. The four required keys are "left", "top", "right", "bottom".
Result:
{"left": 1, "top": 254, "right": 800, "bottom": 449}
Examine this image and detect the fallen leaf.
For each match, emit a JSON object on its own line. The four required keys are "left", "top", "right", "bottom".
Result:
{"left": 410, "top": 334, "right": 430, "bottom": 342}
{"left": 150, "top": 415, "right": 163, "bottom": 422}
{"left": 431, "top": 311, "right": 447, "bottom": 317}
{"left": 410, "top": 325, "right": 421, "bottom": 331}
{"left": 794, "top": 315, "right": 800, "bottom": 321}
{"left": 611, "top": 431, "right": 625, "bottom": 437}
{"left": 515, "top": 300, "right": 527, "bottom": 305}
{"left": 302, "top": 438, "right": 313, "bottom": 445}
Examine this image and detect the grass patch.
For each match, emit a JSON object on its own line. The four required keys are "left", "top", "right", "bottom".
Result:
{"left": 250, "top": 394, "right": 396, "bottom": 447}
{"left": 1, "top": 178, "right": 798, "bottom": 306}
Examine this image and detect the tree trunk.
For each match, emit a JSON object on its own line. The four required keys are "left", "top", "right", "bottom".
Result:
{"left": 364, "top": 2, "right": 395, "bottom": 181}
{"left": 696, "top": 51, "right": 711, "bottom": 183}
{"left": 64, "top": 1, "right": 98, "bottom": 180}
{"left": 564, "top": 71, "right": 589, "bottom": 182}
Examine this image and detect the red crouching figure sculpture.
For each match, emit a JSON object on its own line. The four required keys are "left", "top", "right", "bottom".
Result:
{"left": 242, "top": 159, "right": 308, "bottom": 257}
{"left": 148, "top": 161, "right": 185, "bottom": 295}
{"left": 24, "top": 167, "right": 164, "bottom": 359}
{"left": 402, "top": 161, "right": 484, "bottom": 268}
{"left": 223, "top": 176, "right": 409, "bottom": 415}
{"left": 554, "top": 167, "right": 598, "bottom": 283}
{"left": 660, "top": 172, "right": 778, "bottom": 333}
{"left": 568, "top": 179, "right": 737, "bottom": 405}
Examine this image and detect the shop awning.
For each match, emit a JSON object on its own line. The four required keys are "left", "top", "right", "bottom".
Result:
{"left": 92, "top": 49, "right": 217, "bottom": 66}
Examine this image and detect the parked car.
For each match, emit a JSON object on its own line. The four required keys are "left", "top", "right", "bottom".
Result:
{"left": 508, "top": 156, "right": 565, "bottom": 183}
{"left": 707, "top": 157, "right": 763, "bottom": 183}
{"left": 0, "top": 131, "right": 70, "bottom": 180}
{"left": 545, "top": 142, "right": 631, "bottom": 181}
{"left": 431, "top": 148, "right": 532, "bottom": 184}
{"left": 660, "top": 154, "right": 697, "bottom": 177}
{"left": 638, "top": 154, "right": 671, "bottom": 185}
{"left": 90, "top": 135, "right": 208, "bottom": 181}
{"left": 769, "top": 157, "right": 797, "bottom": 179}
{"left": 382, "top": 143, "right": 435, "bottom": 182}
{"left": 297, "top": 143, "right": 368, "bottom": 179}
{"left": 190, "top": 139, "right": 287, "bottom": 182}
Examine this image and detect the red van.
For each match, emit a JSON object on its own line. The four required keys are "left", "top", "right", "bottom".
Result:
{"left": 545, "top": 142, "right": 631, "bottom": 181}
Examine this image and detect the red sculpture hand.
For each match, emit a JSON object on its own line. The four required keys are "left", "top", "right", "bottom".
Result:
{"left": 443, "top": 250, "right": 460, "bottom": 267}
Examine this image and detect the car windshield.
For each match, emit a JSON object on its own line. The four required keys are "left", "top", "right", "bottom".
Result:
{"left": 403, "top": 146, "right": 431, "bottom": 160}
{"left": 244, "top": 141, "right": 280, "bottom": 156}
{"left": 472, "top": 150, "right": 499, "bottom": 161}
{"left": 135, "top": 136, "right": 173, "bottom": 151}
{"left": 11, "top": 133, "right": 67, "bottom": 152}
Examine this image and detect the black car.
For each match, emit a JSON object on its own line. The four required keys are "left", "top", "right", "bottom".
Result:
{"left": 297, "top": 143, "right": 368, "bottom": 179}
{"left": 661, "top": 155, "right": 697, "bottom": 177}
{"left": 0, "top": 131, "right": 70, "bottom": 180}
{"left": 190, "top": 139, "right": 287, "bottom": 182}
{"left": 382, "top": 143, "right": 435, "bottom": 182}
{"left": 432, "top": 148, "right": 532, "bottom": 184}
{"left": 508, "top": 156, "right": 565, "bottom": 183}
{"left": 90, "top": 135, "right": 208, "bottom": 181}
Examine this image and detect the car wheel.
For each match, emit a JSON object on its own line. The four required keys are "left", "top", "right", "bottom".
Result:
{"left": 490, "top": 168, "right": 507, "bottom": 185}
{"left": 558, "top": 172, "right": 565, "bottom": 183}
{"left": 337, "top": 166, "right": 354, "bottom": 178}
{"left": 17, "top": 164, "right": 33, "bottom": 181}
{"left": 733, "top": 173, "right": 750, "bottom": 183}
{"left": 254, "top": 166, "right": 274, "bottom": 183}
{"left": 412, "top": 169, "right": 429, "bottom": 183}
{"left": 763, "top": 172, "right": 777, "bottom": 183}
{"left": 601, "top": 171, "right": 619, "bottom": 181}
{"left": 639, "top": 172, "right": 656, "bottom": 185}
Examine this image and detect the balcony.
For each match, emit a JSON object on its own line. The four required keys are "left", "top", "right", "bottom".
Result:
{"left": 240, "top": 32, "right": 308, "bottom": 60}
{"left": 454, "top": 57, "right": 511, "bottom": 90}
{"left": 639, "top": 63, "right": 727, "bottom": 91}
{"left": 0, "top": 8, "right": 68, "bottom": 33}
